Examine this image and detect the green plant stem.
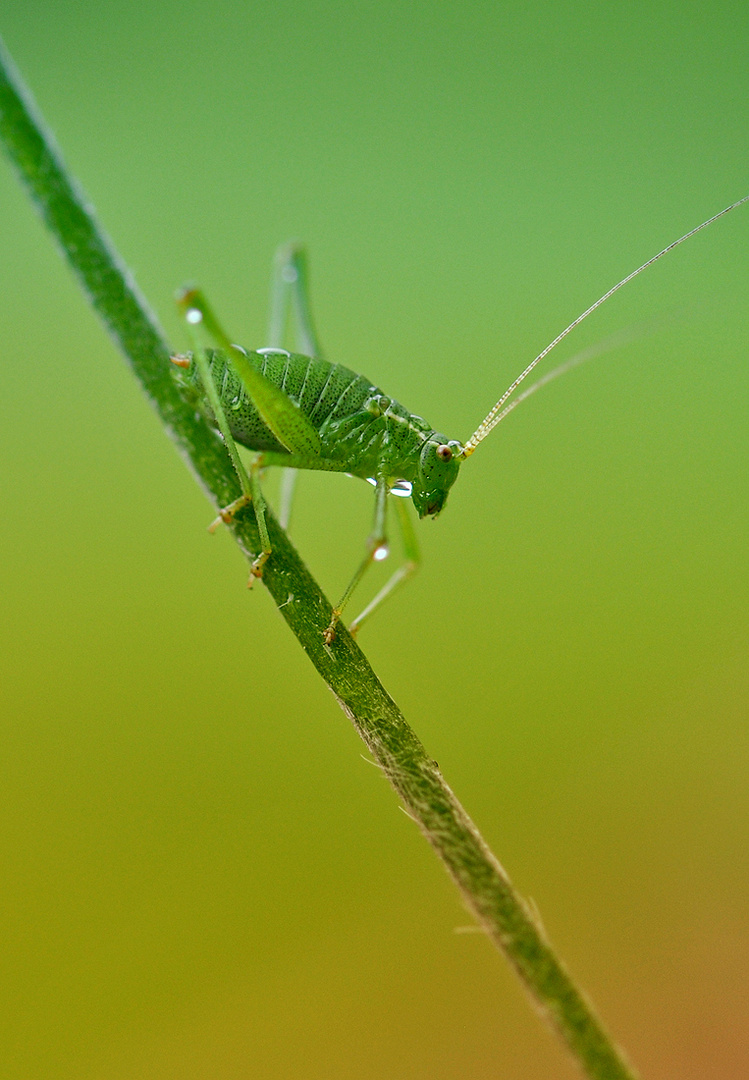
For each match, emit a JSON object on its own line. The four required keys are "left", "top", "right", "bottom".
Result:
{"left": 0, "top": 38, "right": 638, "bottom": 1080}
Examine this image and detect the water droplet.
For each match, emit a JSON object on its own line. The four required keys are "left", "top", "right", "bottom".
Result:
{"left": 366, "top": 478, "right": 412, "bottom": 497}
{"left": 282, "top": 265, "right": 298, "bottom": 283}
{"left": 186, "top": 308, "right": 202, "bottom": 325}
{"left": 257, "top": 347, "right": 291, "bottom": 357}
{"left": 373, "top": 545, "right": 389, "bottom": 562}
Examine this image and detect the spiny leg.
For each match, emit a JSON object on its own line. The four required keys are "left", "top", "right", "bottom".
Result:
{"left": 348, "top": 496, "right": 421, "bottom": 637}
{"left": 267, "top": 243, "right": 324, "bottom": 531}
{"left": 245, "top": 454, "right": 272, "bottom": 582}
{"left": 324, "top": 477, "right": 390, "bottom": 644}
{"left": 177, "top": 289, "right": 272, "bottom": 582}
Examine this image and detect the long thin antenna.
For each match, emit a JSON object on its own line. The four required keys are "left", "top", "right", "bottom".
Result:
{"left": 484, "top": 319, "right": 655, "bottom": 430}
{"left": 461, "top": 194, "right": 749, "bottom": 457}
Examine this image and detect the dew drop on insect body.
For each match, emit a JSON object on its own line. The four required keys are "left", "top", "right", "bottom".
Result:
{"left": 257, "top": 347, "right": 291, "bottom": 357}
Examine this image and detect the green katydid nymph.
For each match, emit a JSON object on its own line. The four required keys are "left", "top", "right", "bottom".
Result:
{"left": 172, "top": 196, "right": 749, "bottom": 643}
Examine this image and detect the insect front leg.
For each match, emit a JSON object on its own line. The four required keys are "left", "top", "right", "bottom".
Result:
{"left": 323, "top": 477, "right": 390, "bottom": 644}
{"left": 348, "top": 496, "right": 421, "bottom": 637}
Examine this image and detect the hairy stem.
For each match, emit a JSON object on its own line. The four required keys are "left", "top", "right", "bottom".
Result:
{"left": 0, "top": 38, "right": 638, "bottom": 1080}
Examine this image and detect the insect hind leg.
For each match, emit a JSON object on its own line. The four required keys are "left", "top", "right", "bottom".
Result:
{"left": 176, "top": 288, "right": 273, "bottom": 583}
{"left": 269, "top": 242, "right": 323, "bottom": 358}
{"left": 267, "top": 243, "right": 324, "bottom": 532}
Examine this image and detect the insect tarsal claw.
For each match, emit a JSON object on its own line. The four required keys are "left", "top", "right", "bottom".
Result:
{"left": 323, "top": 616, "right": 340, "bottom": 645}
{"left": 246, "top": 567, "right": 263, "bottom": 589}
{"left": 247, "top": 552, "right": 269, "bottom": 587}
{"left": 207, "top": 494, "right": 254, "bottom": 534}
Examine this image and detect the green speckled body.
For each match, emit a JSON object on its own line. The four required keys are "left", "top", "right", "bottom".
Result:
{"left": 184, "top": 348, "right": 429, "bottom": 474}
{"left": 176, "top": 345, "right": 463, "bottom": 517}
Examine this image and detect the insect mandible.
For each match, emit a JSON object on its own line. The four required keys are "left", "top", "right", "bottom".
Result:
{"left": 172, "top": 196, "right": 749, "bottom": 643}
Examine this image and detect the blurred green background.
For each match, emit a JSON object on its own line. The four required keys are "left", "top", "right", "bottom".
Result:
{"left": 1, "top": 3, "right": 748, "bottom": 1078}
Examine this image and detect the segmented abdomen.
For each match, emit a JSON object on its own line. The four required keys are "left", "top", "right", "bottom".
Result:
{"left": 180, "top": 347, "right": 434, "bottom": 479}
{"left": 212, "top": 346, "right": 372, "bottom": 443}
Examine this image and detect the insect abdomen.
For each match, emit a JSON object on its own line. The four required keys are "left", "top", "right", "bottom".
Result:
{"left": 187, "top": 348, "right": 379, "bottom": 456}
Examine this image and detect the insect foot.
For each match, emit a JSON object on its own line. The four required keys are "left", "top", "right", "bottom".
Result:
{"left": 246, "top": 551, "right": 269, "bottom": 589}
{"left": 207, "top": 494, "right": 253, "bottom": 534}
{"left": 323, "top": 613, "right": 341, "bottom": 645}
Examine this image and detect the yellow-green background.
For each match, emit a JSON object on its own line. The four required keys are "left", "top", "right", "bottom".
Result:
{"left": 1, "top": 3, "right": 748, "bottom": 1078}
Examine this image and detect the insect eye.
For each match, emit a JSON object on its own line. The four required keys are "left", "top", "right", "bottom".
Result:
{"left": 436, "top": 444, "right": 453, "bottom": 462}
